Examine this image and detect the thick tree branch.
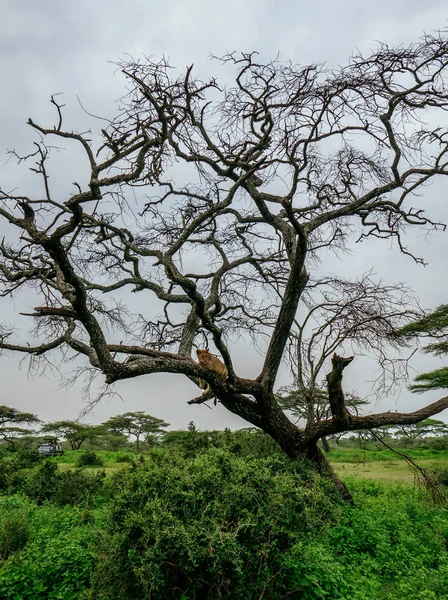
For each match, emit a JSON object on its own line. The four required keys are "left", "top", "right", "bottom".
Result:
{"left": 305, "top": 396, "right": 448, "bottom": 441}
{"left": 326, "top": 353, "right": 354, "bottom": 423}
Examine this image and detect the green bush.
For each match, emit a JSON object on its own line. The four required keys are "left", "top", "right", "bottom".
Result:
{"left": 77, "top": 451, "right": 104, "bottom": 468}
{"left": 0, "top": 496, "right": 95, "bottom": 599}
{"left": 52, "top": 469, "right": 107, "bottom": 506}
{"left": 328, "top": 448, "right": 448, "bottom": 463}
{"left": 0, "top": 509, "right": 30, "bottom": 561}
{"left": 113, "top": 452, "right": 134, "bottom": 463}
{"left": 433, "top": 466, "right": 448, "bottom": 487}
{"left": 6, "top": 460, "right": 108, "bottom": 507}
{"left": 0, "top": 461, "right": 16, "bottom": 492}
{"left": 88, "top": 449, "right": 346, "bottom": 600}
{"left": 20, "top": 461, "right": 58, "bottom": 503}
{"left": 14, "top": 449, "right": 42, "bottom": 468}
{"left": 0, "top": 443, "right": 447, "bottom": 599}
{"left": 325, "top": 479, "right": 448, "bottom": 599}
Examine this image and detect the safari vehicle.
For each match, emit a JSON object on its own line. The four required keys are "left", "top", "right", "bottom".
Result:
{"left": 37, "top": 437, "right": 64, "bottom": 457}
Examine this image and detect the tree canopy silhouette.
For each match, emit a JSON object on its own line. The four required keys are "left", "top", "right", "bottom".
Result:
{"left": 2, "top": 33, "right": 448, "bottom": 495}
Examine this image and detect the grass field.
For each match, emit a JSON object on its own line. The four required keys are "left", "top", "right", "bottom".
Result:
{"left": 330, "top": 448, "right": 448, "bottom": 483}
{"left": 332, "top": 459, "right": 447, "bottom": 483}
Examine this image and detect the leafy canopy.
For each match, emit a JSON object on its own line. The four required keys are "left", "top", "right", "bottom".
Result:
{"left": 398, "top": 305, "right": 448, "bottom": 392}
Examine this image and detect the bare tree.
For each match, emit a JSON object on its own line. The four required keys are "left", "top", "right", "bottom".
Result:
{"left": 287, "top": 273, "right": 420, "bottom": 423}
{"left": 1, "top": 34, "right": 448, "bottom": 497}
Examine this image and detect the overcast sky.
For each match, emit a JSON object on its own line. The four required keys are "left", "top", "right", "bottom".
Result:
{"left": 1, "top": 0, "right": 447, "bottom": 431}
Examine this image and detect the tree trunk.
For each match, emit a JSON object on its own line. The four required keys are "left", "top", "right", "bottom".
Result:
{"left": 266, "top": 421, "right": 353, "bottom": 503}
{"left": 301, "top": 441, "right": 353, "bottom": 504}
{"left": 321, "top": 436, "right": 331, "bottom": 453}
{"left": 221, "top": 388, "right": 354, "bottom": 503}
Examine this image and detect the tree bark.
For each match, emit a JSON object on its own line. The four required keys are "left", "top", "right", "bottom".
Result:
{"left": 305, "top": 443, "right": 353, "bottom": 502}
{"left": 321, "top": 436, "right": 331, "bottom": 453}
{"left": 277, "top": 433, "right": 353, "bottom": 503}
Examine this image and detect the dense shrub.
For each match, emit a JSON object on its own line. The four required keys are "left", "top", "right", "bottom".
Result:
{"left": 0, "top": 508, "right": 30, "bottom": 561}
{"left": 0, "top": 495, "right": 95, "bottom": 599}
{"left": 87, "top": 449, "right": 346, "bottom": 599}
{"left": 433, "top": 466, "right": 448, "bottom": 487}
{"left": 0, "top": 461, "right": 16, "bottom": 492}
{"left": 326, "top": 480, "right": 448, "bottom": 599}
{"left": 113, "top": 452, "right": 134, "bottom": 463}
{"left": 14, "top": 449, "right": 42, "bottom": 468}
{"left": 328, "top": 447, "right": 448, "bottom": 463}
{"left": 77, "top": 451, "right": 105, "bottom": 468}
{"left": 161, "top": 427, "right": 283, "bottom": 458}
{"left": 52, "top": 469, "right": 107, "bottom": 506}
{"left": 0, "top": 460, "right": 108, "bottom": 507}
{"left": 20, "top": 461, "right": 58, "bottom": 503}
{"left": 0, "top": 445, "right": 447, "bottom": 599}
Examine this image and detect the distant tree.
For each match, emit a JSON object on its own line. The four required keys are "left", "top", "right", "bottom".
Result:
{"left": 394, "top": 418, "right": 448, "bottom": 441}
{"left": 397, "top": 305, "right": 448, "bottom": 392}
{"left": 160, "top": 429, "right": 191, "bottom": 449}
{"left": 40, "top": 420, "right": 101, "bottom": 450}
{"left": 103, "top": 412, "right": 169, "bottom": 449}
{"left": 0, "top": 406, "right": 40, "bottom": 448}
{"left": 97, "top": 432, "right": 129, "bottom": 451}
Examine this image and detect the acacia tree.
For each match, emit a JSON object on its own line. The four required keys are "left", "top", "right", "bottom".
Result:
{"left": 1, "top": 34, "right": 448, "bottom": 496}
{"left": 289, "top": 274, "right": 420, "bottom": 416}
{"left": 397, "top": 304, "right": 448, "bottom": 392}
{"left": 0, "top": 405, "right": 41, "bottom": 448}
{"left": 279, "top": 273, "right": 417, "bottom": 451}
{"left": 103, "top": 412, "right": 169, "bottom": 449}
{"left": 394, "top": 418, "right": 448, "bottom": 441}
{"left": 41, "top": 420, "right": 102, "bottom": 450}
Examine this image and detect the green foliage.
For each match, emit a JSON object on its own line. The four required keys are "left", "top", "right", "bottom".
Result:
{"left": 49, "top": 449, "right": 136, "bottom": 465}
{"left": 0, "top": 459, "right": 107, "bottom": 507}
{"left": 397, "top": 304, "right": 448, "bottom": 392}
{"left": 0, "top": 449, "right": 447, "bottom": 599}
{"left": 325, "top": 480, "right": 448, "bottom": 599}
{"left": 0, "top": 495, "right": 95, "bottom": 599}
{"left": 95, "top": 433, "right": 129, "bottom": 451}
{"left": 76, "top": 450, "right": 105, "bottom": 468}
{"left": 0, "top": 406, "right": 40, "bottom": 430}
{"left": 14, "top": 448, "right": 43, "bottom": 468}
{"left": 0, "top": 435, "right": 447, "bottom": 599}
{"left": 40, "top": 421, "right": 102, "bottom": 450}
{"left": 102, "top": 411, "right": 169, "bottom": 449}
{"left": 326, "top": 447, "right": 448, "bottom": 462}
{"left": 399, "top": 304, "right": 448, "bottom": 343}
{"left": 88, "top": 448, "right": 345, "bottom": 599}
{"left": 0, "top": 406, "right": 41, "bottom": 449}
{"left": 52, "top": 470, "right": 107, "bottom": 507}
{"left": 0, "top": 508, "right": 30, "bottom": 561}
{"left": 113, "top": 452, "right": 134, "bottom": 463}
{"left": 20, "top": 461, "right": 59, "bottom": 504}
{"left": 161, "top": 425, "right": 283, "bottom": 458}
{"left": 410, "top": 366, "right": 448, "bottom": 392}
{"left": 433, "top": 466, "right": 448, "bottom": 487}
{"left": 394, "top": 418, "right": 448, "bottom": 440}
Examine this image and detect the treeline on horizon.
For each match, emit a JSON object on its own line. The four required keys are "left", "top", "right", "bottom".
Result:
{"left": 2, "top": 403, "right": 448, "bottom": 455}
